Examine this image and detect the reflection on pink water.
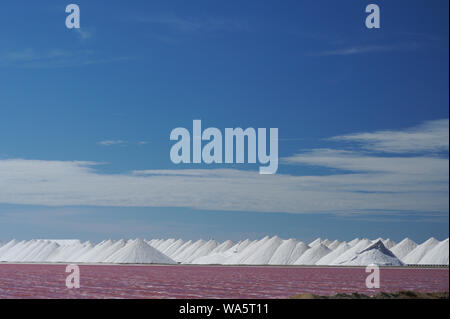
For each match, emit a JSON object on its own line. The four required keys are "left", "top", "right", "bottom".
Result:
{"left": 0, "top": 264, "right": 447, "bottom": 299}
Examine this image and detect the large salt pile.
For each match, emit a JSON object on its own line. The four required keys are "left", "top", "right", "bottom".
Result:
{"left": 242, "top": 236, "right": 283, "bottom": 265}
{"left": 169, "top": 240, "right": 193, "bottom": 260}
{"left": 78, "top": 240, "right": 114, "bottom": 263}
{"left": 419, "top": 238, "right": 449, "bottom": 265}
{"left": 210, "top": 240, "right": 234, "bottom": 254}
{"left": 47, "top": 241, "right": 87, "bottom": 263}
{"left": 90, "top": 239, "right": 127, "bottom": 263}
{"left": 0, "top": 239, "right": 18, "bottom": 257}
{"left": 382, "top": 239, "right": 396, "bottom": 249}
{"left": 191, "top": 239, "right": 252, "bottom": 264}
{"left": 104, "top": 239, "right": 175, "bottom": 264}
{"left": 403, "top": 237, "right": 440, "bottom": 265}
{"left": 309, "top": 238, "right": 323, "bottom": 247}
{"left": 182, "top": 240, "right": 219, "bottom": 264}
{"left": 154, "top": 239, "right": 177, "bottom": 253}
{"left": 330, "top": 239, "right": 372, "bottom": 265}
{"left": 268, "top": 239, "right": 299, "bottom": 265}
{"left": 0, "top": 240, "right": 30, "bottom": 262}
{"left": 224, "top": 237, "right": 270, "bottom": 265}
{"left": 348, "top": 238, "right": 360, "bottom": 246}
{"left": 327, "top": 240, "right": 342, "bottom": 250}
{"left": 173, "top": 239, "right": 206, "bottom": 263}
{"left": 288, "top": 242, "right": 310, "bottom": 264}
{"left": 294, "top": 244, "right": 331, "bottom": 265}
{"left": 390, "top": 238, "right": 418, "bottom": 260}
{"left": 316, "top": 242, "right": 351, "bottom": 265}
{"left": 66, "top": 242, "right": 94, "bottom": 262}
{"left": 22, "top": 240, "right": 60, "bottom": 262}
{"left": 341, "top": 240, "right": 404, "bottom": 266}
{"left": 159, "top": 239, "right": 185, "bottom": 257}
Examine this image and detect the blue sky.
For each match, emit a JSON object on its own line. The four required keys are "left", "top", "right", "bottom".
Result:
{"left": 0, "top": 0, "right": 448, "bottom": 243}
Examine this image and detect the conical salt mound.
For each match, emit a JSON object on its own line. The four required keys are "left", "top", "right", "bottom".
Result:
{"left": 104, "top": 239, "right": 175, "bottom": 264}
{"left": 316, "top": 242, "right": 351, "bottom": 265}
{"left": 342, "top": 240, "right": 404, "bottom": 266}
{"left": 331, "top": 238, "right": 372, "bottom": 265}
{"left": 243, "top": 236, "right": 283, "bottom": 265}
{"left": 309, "top": 238, "right": 322, "bottom": 247}
{"left": 390, "top": 238, "right": 417, "bottom": 260}
{"left": 403, "top": 237, "right": 440, "bottom": 265}
{"left": 327, "top": 240, "right": 342, "bottom": 250}
{"left": 268, "top": 239, "right": 299, "bottom": 265}
{"left": 382, "top": 239, "right": 396, "bottom": 249}
{"left": 294, "top": 244, "right": 331, "bottom": 265}
{"left": 419, "top": 239, "right": 449, "bottom": 265}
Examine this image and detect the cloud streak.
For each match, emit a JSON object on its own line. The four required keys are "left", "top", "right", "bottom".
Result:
{"left": 309, "top": 43, "right": 420, "bottom": 57}
{"left": 0, "top": 119, "right": 448, "bottom": 217}
{"left": 98, "top": 140, "right": 127, "bottom": 146}
{"left": 330, "top": 119, "right": 449, "bottom": 153}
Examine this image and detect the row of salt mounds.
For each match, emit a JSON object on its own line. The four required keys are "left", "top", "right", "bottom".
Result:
{"left": 341, "top": 240, "right": 404, "bottom": 266}
{"left": 104, "top": 239, "right": 175, "bottom": 264}
{"left": 419, "top": 238, "right": 449, "bottom": 265}
{"left": 402, "top": 238, "right": 440, "bottom": 264}
{"left": 1, "top": 237, "right": 446, "bottom": 265}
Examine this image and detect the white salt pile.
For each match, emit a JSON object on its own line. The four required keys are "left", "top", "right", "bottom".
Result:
{"left": 402, "top": 237, "right": 440, "bottom": 265}
{"left": 381, "top": 239, "right": 396, "bottom": 249}
{"left": 182, "top": 240, "right": 219, "bottom": 264}
{"left": 173, "top": 239, "right": 206, "bottom": 263}
{"left": 316, "top": 242, "right": 351, "bottom": 265}
{"left": 268, "top": 239, "right": 299, "bottom": 265}
{"left": 419, "top": 238, "right": 449, "bottom": 265}
{"left": 66, "top": 242, "right": 94, "bottom": 262}
{"left": 327, "top": 240, "right": 342, "bottom": 250}
{"left": 348, "top": 238, "right": 360, "bottom": 246}
{"left": 390, "top": 238, "right": 418, "bottom": 260}
{"left": 88, "top": 239, "right": 126, "bottom": 263}
{"left": 160, "top": 239, "right": 185, "bottom": 257}
{"left": 309, "top": 238, "right": 323, "bottom": 247}
{"left": 104, "top": 239, "right": 175, "bottom": 264}
{"left": 341, "top": 240, "right": 404, "bottom": 266}
{"left": 210, "top": 240, "right": 234, "bottom": 254}
{"left": 331, "top": 239, "right": 372, "bottom": 265}
{"left": 242, "top": 236, "right": 283, "bottom": 265}
{"left": 294, "top": 244, "right": 331, "bottom": 265}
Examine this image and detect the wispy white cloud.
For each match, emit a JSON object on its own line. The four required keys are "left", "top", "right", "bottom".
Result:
{"left": 309, "top": 43, "right": 420, "bottom": 56}
{"left": 0, "top": 159, "right": 447, "bottom": 215}
{"left": 0, "top": 120, "right": 447, "bottom": 217}
{"left": 329, "top": 119, "right": 449, "bottom": 153}
{"left": 97, "top": 140, "right": 150, "bottom": 147}
{"left": 98, "top": 140, "right": 127, "bottom": 146}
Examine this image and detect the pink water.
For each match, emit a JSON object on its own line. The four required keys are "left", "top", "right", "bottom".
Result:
{"left": 0, "top": 264, "right": 447, "bottom": 299}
